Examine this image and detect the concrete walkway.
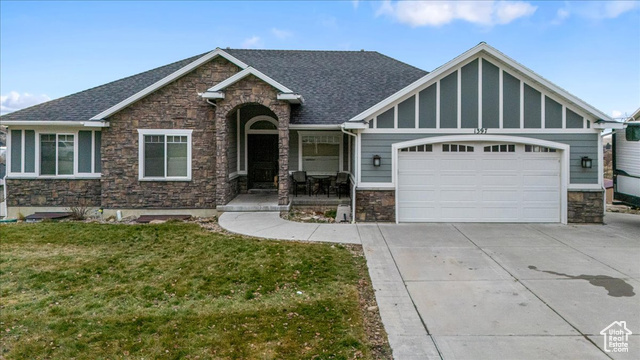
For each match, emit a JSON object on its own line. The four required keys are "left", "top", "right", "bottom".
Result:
{"left": 218, "top": 211, "right": 361, "bottom": 244}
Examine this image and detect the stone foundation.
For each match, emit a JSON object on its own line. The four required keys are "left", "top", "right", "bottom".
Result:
{"left": 355, "top": 190, "right": 395, "bottom": 222}
{"left": 568, "top": 190, "right": 604, "bottom": 223}
{"left": 6, "top": 179, "right": 101, "bottom": 207}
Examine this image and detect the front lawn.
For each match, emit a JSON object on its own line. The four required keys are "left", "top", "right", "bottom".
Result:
{"left": 0, "top": 222, "right": 388, "bottom": 359}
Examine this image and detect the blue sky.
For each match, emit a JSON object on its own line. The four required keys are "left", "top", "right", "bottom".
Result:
{"left": 1, "top": 1, "right": 638, "bottom": 119}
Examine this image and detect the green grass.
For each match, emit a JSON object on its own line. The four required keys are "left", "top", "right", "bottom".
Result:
{"left": 0, "top": 223, "right": 375, "bottom": 359}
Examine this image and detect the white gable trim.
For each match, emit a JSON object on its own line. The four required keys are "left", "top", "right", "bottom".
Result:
{"left": 206, "top": 67, "right": 293, "bottom": 93}
{"left": 348, "top": 43, "right": 611, "bottom": 124}
{"left": 202, "top": 67, "right": 302, "bottom": 103}
{"left": 89, "top": 48, "right": 249, "bottom": 121}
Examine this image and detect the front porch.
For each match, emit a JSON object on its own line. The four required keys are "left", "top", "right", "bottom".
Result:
{"left": 217, "top": 191, "right": 350, "bottom": 212}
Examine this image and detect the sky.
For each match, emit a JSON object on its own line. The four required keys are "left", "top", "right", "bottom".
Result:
{"left": 1, "top": 0, "right": 639, "bottom": 119}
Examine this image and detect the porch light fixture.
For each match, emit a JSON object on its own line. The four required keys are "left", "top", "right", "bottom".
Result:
{"left": 581, "top": 156, "right": 592, "bottom": 169}
{"left": 373, "top": 155, "right": 381, "bottom": 167}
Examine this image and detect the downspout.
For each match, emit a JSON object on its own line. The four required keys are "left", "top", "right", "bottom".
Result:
{"left": 206, "top": 99, "right": 217, "bottom": 107}
{"left": 341, "top": 124, "right": 357, "bottom": 224}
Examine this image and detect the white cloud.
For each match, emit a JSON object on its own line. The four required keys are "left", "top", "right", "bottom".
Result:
{"left": 377, "top": 0, "right": 536, "bottom": 27}
{"left": 241, "top": 36, "right": 262, "bottom": 49}
{"left": 1, "top": 91, "right": 50, "bottom": 115}
{"left": 611, "top": 110, "right": 624, "bottom": 119}
{"left": 555, "top": 1, "right": 638, "bottom": 23}
{"left": 271, "top": 28, "right": 293, "bottom": 39}
{"left": 352, "top": 0, "right": 360, "bottom": 10}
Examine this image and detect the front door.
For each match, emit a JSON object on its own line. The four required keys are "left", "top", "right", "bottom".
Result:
{"left": 248, "top": 134, "right": 279, "bottom": 189}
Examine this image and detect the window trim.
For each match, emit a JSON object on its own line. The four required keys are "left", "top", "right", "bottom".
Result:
{"left": 298, "top": 131, "right": 344, "bottom": 175}
{"left": 137, "top": 129, "right": 193, "bottom": 181}
{"left": 6, "top": 128, "right": 101, "bottom": 179}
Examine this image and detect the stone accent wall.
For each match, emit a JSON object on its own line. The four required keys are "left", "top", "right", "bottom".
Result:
{"left": 355, "top": 190, "right": 395, "bottom": 222}
{"left": 6, "top": 179, "right": 101, "bottom": 207}
{"left": 568, "top": 190, "right": 604, "bottom": 223}
{"left": 214, "top": 74, "right": 291, "bottom": 206}
{"left": 238, "top": 176, "right": 248, "bottom": 194}
{"left": 102, "top": 57, "right": 239, "bottom": 209}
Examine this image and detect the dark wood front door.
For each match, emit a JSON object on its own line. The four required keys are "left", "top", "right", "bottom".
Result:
{"left": 248, "top": 134, "right": 278, "bottom": 189}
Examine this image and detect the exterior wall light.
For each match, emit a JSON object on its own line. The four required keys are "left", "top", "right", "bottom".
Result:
{"left": 373, "top": 155, "right": 381, "bottom": 167}
{"left": 581, "top": 156, "right": 592, "bottom": 169}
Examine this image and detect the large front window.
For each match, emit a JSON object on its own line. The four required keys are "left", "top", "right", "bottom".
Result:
{"left": 138, "top": 130, "right": 192, "bottom": 180}
{"left": 300, "top": 132, "right": 341, "bottom": 174}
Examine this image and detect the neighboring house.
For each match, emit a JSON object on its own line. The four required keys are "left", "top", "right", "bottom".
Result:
{"left": 612, "top": 108, "right": 640, "bottom": 207}
{"left": 0, "top": 43, "right": 619, "bottom": 223}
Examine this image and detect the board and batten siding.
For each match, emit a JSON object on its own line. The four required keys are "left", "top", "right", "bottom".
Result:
{"left": 360, "top": 133, "right": 598, "bottom": 184}
{"left": 365, "top": 55, "right": 594, "bottom": 132}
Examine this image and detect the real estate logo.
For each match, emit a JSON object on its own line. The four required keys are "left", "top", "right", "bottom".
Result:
{"left": 600, "top": 321, "right": 632, "bottom": 353}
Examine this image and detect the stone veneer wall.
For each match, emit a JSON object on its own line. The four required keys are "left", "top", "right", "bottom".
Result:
{"left": 214, "top": 74, "right": 290, "bottom": 206}
{"left": 101, "top": 57, "right": 239, "bottom": 209}
{"left": 355, "top": 190, "right": 395, "bottom": 222}
{"left": 6, "top": 179, "right": 101, "bottom": 207}
{"left": 568, "top": 190, "right": 604, "bottom": 223}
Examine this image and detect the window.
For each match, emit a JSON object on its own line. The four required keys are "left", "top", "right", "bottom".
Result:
{"left": 442, "top": 144, "right": 474, "bottom": 152}
{"left": 78, "top": 131, "right": 102, "bottom": 174}
{"left": 9, "top": 130, "right": 35, "bottom": 174}
{"left": 626, "top": 125, "right": 640, "bottom": 141}
{"left": 524, "top": 145, "right": 556, "bottom": 153}
{"left": 484, "top": 144, "right": 516, "bottom": 153}
{"left": 7, "top": 129, "right": 101, "bottom": 177}
{"left": 400, "top": 144, "right": 433, "bottom": 152}
{"left": 40, "top": 134, "right": 74, "bottom": 175}
{"left": 138, "top": 130, "right": 192, "bottom": 180}
{"left": 300, "top": 132, "right": 342, "bottom": 174}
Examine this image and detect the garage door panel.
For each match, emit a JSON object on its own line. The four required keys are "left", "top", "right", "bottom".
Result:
{"left": 398, "top": 190, "right": 436, "bottom": 202}
{"left": 481, "top": 189, "right": 520, "bottom": 201}
{"left": 397, "top": 141, "right": 561, "bottom": 223}
{"left": 481, "top": 174, "right": 519, "bottom": 186}
{"left": 523, "top": 175, "right": 559, "bottom": 187}
{"left": 522, "top": 190, "right": 558, "bottom": 201}
{"left": 440, "top": 159, "right": 477, "bottom": 170}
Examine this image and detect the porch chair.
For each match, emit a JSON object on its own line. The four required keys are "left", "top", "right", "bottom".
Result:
{"left": 292, "top": 171, "right": 308, "bottom": 197}
{"left": 329, "top": 172, "right": 350, "bottom": 198}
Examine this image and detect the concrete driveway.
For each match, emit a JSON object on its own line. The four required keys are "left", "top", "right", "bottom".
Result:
{"left": 363, "top": 213, "right": 639, "bottom": 360}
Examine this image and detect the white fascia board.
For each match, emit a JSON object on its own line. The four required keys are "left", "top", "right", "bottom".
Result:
{"left": 276, "top": 93, "right": 303, "bottom": 104}
{"left": 288, "top": 124, "right": 341, "bottom": 130}
{"left": 592, "top": 121, "right": 626, "bottom": 130}
{"left": 631, "top": 107, "right": 640, "bottom": 120}
{"left": 342, "top": 121, "right": 368, "bottom": 130}
{"left": 206, "top": 67, "right": 294, "bottom": 93}
{"left": 201, "top": 91, "right": 225, "bottom": 99}
{"left": 0, "top": 120, "right": 110, "bottom": 127}
{"left": 348, "top": 42, "right": 612, "bottom": 123}
{"left": 89, "top": 48, "right": 248, "bottom": 121}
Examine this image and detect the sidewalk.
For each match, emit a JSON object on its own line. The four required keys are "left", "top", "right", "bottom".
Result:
{"left": 217, "top": 211, "right": 440, "bottom": 360}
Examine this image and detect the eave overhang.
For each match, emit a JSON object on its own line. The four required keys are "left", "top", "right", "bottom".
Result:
{"left": 0, "top": 120, "right": 110, "bottom": 127}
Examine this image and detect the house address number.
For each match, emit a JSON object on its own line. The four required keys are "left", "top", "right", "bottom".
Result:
{"left": 474, "top": 128, "right": 488, "bottom": 134}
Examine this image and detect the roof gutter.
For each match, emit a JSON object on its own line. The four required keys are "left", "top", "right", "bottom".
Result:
{"left": 0, "top": 120, "right": 110, "bottom": 127}
{"left": 592, "top": 119, "right": 626, "bottom": 130}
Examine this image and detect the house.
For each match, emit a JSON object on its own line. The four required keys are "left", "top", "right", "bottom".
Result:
{"left": 612, "top": 108, "right": 640, "bottom": 207}
{"left": 0, "top": 43, "right": 617, "bottom": 223}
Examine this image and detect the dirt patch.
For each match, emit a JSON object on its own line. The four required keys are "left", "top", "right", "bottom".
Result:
{"left": 281, "top": 208, "right": 337, "bottom": 223}
{"left": 607, "top": 204, "right": 640, "bottom": 215}
{"left": 344, "top": 244, "right": 393, "bottom": 359}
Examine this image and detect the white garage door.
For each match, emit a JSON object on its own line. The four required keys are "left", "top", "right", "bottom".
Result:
{"left": 397, "top": 143, "right": 561, "bottom": 222}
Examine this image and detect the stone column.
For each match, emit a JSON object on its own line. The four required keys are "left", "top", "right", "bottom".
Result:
{"left": 276, "top": 108, "right": 290, "bottom": 206}
{"left": 215, "top": 110, "right": 230, "bottom": 205}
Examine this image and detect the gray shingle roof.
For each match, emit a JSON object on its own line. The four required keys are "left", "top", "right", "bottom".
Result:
{"left": 0, "top": 49, "right": 427, "bottom": 125}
